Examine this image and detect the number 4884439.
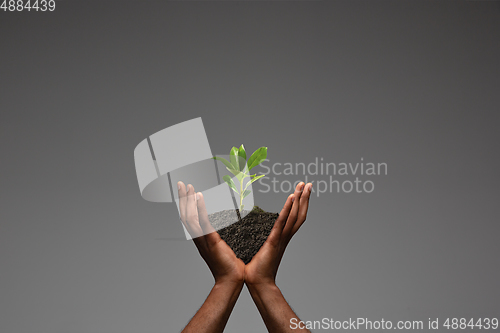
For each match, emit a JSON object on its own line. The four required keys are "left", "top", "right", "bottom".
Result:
{"left": 1, "top": 0, "right": 56, "bottom": 11}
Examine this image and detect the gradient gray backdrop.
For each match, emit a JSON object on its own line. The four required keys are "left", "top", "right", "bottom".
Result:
{"left": 1, "top": 1, "right": 499, "bottom": 332}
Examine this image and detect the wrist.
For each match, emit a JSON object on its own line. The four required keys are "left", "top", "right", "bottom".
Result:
{"left": 246, "top": 280, "right": 279, "bottom": 294}
{"left": 214, "top": 278, "right": 244, "bottom": 290}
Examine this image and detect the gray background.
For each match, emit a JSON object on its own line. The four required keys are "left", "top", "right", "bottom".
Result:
{"left": 1, "top": 1, "right": 499, "bottom": 332}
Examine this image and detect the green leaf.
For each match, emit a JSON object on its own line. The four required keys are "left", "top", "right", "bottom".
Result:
{"left": 223, "top": 175, "right": 238, "bottom": 194}
{"left": 230, "top": 147, "right": 239, "bottom": 171}
{"left": 238, "top": 144, "right": 246, "bottom": 161}
{"left": 242, "top": 189, "right": 251, "bottom": 199}
{"left": 244, "top": 174, "right": 265, "bottom": 191}
{"left": 235, "top": 171, "right": 245, "bottom": 183}
{"left": 226, "top": 167, "right": 241, "bottom": 177}
{"left": 213, "top": 156, "right": 234, "bottom": 170}
{"left": 226, "top": 168, "right": 246, "bottom": 183}
{"left": 238, "top": 144, "right": 247, "bottom": 171}
{"left": 247, "top": 147, "right": 267, "bottom": 171}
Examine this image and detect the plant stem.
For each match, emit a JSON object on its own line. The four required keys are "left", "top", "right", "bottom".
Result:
{"left": 239, "top": 174, "right": 244, "bottom": 211}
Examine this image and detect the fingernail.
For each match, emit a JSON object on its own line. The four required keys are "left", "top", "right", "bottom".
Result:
{"left": 177, "top": 182, "right": 181, "bottom": 190}
{"left": 299, "top": 183, "right": 304, "bottom": 191}
{"left": 197, "top": 192, "right": 201, "bottom": 200}
{"left": 187, "top": 185, "right": 191, "bottom": 193}
{"left": 292, "top": 195, "right": 295, "bottom": 202}
{"left": 309, "top": 184, "right": 313, "bottom": 192}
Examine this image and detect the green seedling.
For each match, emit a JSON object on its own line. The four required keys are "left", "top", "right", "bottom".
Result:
{"left": 213, "top": 145, "right": 267, "bottom": 212}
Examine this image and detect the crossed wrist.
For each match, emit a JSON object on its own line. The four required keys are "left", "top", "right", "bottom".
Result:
{"left": 214, "top": 277, "right": 245, "bottom": 288}
{"left": 245, "top": 280, "right": 278, "bottom": 293}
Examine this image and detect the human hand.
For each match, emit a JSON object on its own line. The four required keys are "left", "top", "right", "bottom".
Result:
{"left": 244, "top": 182, "right": 312, "bottom": 287}
{"left": 178, "top": 181, "right": 245, "bottom": 286}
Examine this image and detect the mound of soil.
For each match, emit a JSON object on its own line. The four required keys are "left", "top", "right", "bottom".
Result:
{"left": 208, "top": 207, "right": 278, "bottom": 264}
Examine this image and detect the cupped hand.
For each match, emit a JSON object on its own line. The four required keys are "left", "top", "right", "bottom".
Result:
{"left": 178, "top": 182, "right": 245, "bottom": 285}
{"left": 245, "top": 182, "right": 312, "bottom": 287}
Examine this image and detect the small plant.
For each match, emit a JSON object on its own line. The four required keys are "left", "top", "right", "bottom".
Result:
{"left": 213, "top": 145, "right": 267, "bottom": 212}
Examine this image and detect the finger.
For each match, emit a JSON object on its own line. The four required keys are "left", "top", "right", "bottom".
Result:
{"left": 185, "top": 184, "right": 202, "bottom": 238}
{"left": 282, "top": 182, "right": 305, "bottom": 239}
{"left": 266, "top": 193, "right": 294, "bottom": 247}
{"left": 178, "top": 181, "right": 187, "bottom": 222}
{"left": 178, "top": 181, "right": 188, "bottom": 225}
{"left": 196, "top": 192, "right": 220, "bottom": 245}
{"left": 292, "top": 183, "right": 312, "bottom": 235}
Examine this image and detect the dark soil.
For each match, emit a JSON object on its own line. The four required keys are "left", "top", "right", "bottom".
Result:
{"left": 208, "top": 206, "right": 279, "bottom": 264}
